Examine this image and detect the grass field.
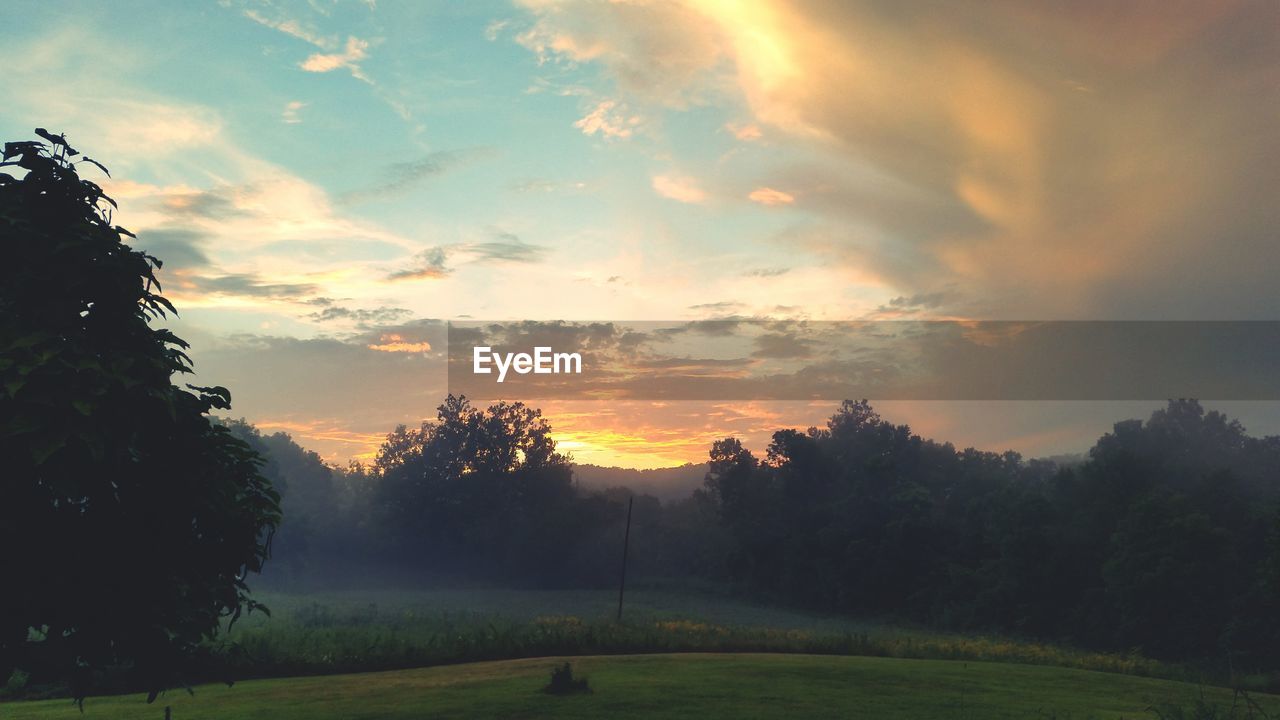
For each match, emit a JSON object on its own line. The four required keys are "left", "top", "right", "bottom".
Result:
{"left": 5, "top": 653, "right": 1279, "bottom": 720}
{"left": 195, "top": 587, "right": 1175, "bottom": 683}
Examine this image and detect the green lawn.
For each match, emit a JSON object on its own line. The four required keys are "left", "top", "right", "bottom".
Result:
{"left": 4, "top": 654, "right": 1277, "bottom": 720}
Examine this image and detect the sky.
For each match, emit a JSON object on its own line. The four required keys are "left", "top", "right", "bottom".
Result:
{"left": 2, "top": 1, "right": 1277, "bottom": 467}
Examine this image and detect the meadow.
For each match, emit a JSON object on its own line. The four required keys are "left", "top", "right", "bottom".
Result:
{"left": 204, "top": 586, "right": 1179, "bottom": 682}
{"left": 6, "top": 653, "right": 1279, "bottom": 720}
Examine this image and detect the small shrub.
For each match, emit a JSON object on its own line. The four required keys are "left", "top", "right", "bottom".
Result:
{"left": 543, "top": 662, "right": 591, "bottom": 695}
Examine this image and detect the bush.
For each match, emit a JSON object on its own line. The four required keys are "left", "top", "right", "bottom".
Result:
{"left": 543, "top": 662, "right": 591, "bottom": 695}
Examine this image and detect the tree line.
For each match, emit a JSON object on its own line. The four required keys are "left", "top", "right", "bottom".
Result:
{"left": 229, "top": 396, "right": 1280, "bottom": 671}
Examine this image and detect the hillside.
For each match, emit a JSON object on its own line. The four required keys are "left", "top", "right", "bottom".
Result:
{"left": 572, "top": 462, "right": 709, "bottom": 501}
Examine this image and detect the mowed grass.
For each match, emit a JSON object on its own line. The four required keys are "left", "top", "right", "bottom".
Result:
{"left": 5, "top": 653, "right": 1279, "bottom": 720}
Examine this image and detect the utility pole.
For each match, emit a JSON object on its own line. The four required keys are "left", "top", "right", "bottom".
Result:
{"left": 616, "top": 495, "right": 633, "bottom": 622}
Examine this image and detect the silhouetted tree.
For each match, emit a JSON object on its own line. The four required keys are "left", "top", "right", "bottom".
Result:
{"left": 373, "top": 395, "right": 581, "bottom": 583}
{"left": 0, "top": 131, "right": 280, "bottom": 701}
{"left": 225, "top": 420, "right": 338, "bottom": 577}
{"left": 697, "top": 398, "right": 1280, "bottom": 669}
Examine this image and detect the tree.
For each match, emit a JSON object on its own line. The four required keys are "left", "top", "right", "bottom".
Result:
{"left": 373, "top": 395, "right": 579, "bottom": 582}
{"left": 224, "top": 420, "right": 338, "bottom": 578}
{"left": 0, "top": 130, "right": 281, "bottom": 701}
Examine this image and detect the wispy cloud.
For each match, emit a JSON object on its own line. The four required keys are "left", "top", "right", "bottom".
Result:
{"left": 748, "top": 187, "right": 794, "bottom": 206}
{"left": 484, "top": 19, "right": 511, "bottom": 41}
{"left": 134, "top": 229, "right": 210, "bottom": 270}
{"left": 876, "top": 292, "right": 951, "bottom": 315}
{"left": 652, "top": 174, "right": 706, "bottom": 204}
{"left": 340, "top": 148, "right": 492, "bottom": 204}
{"left": 744, "top": 267, "right": 789, "bottom": 278}
{"left": 388, "top": 246, "right": 450, "bottom": 281}
{"left": 241, "top": 7, "right": 373, "bottom": 82}
{"left": 182, "top": 271, "right": 320, "bottom": 300}
{"left": 467, "top": 232, "right": 549, "bottom": 263}
{"left": 300, "top": 36, "right": 371, "bottom": 82}
{"left": 307, "top": 305, "right": 412, "bottom": 323}
{"left": 243, "top": 8, "right": 337, "bottom": 49}
{"left": 573, "top": 100, "right": 640, "bottom": 139}
{"left": 688, "top": 301, "right": 741, "bottom": 313}
{"left": 282, "top": 100, "right": 307, "bottom": 124}
{"left": 726, "top": 122, "right": 762, "bottom": 141}
{"left": 386, "top": 234, "right": 550, "bottom": 282}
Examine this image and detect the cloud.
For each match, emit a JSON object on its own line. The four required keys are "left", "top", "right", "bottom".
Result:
{"left": 752, "top": 332, "right": 812, "bottom": 359}
{"left": 117, "top": 175, "right": 416, "bottom": 256}
{"left": 386, "top": 233, "right": 548, "bottom": 282}
{"left": 388, "top": 246, "right": 450, "bottom": 281}
{"left": 509, "top": 178, "right": 588, "bottom": 194}
{"left": 159, "top": 188, "right": 246, "bottom": 220}
{"left": 186, "top": 272, "right": 320, "bottom": 300}
{"left": 512, "top": 0, "right": 1280, "bottom": 318}
{"left": 183, "top": 328, "right": 449, "bottom": 460}
{"left": 92, "top": 169, "right": 421, "bottom": 308}
{"left": 652, "top": 174, "right": 707, "bottom": 204}
{"left": 688, "top": 301, "right": 741, "bottom": 313}
{"left": 243, "top": 9, "right": 336, "bottom": 49}
{"left": 366, "top": 333, "right": 432, "bottom": 353}
{"left": 466, "top": 232, "right": 549, "bottom": 263}
{"left": 300, "top": 36, "right": 371, "bottom": 82}
{"left": 744, "top": 267, "right": 789, "bottom": 278}
{"left": 877, "top": 292, "right": 950, "bottom": 315}
{"left": 133, "top": 229, "right": 210, "bottom": 270}
{"left": 340, "top": 148, "right": 492, "bottom": 204}
{"left": 241, "top": 7, "right": 374, "bottom": 82}
{"left": 515, "top": 0, "right": 724, "bottom": 107}
{"left": 726, "top": 122, "right": 763, "bottom": 141}
{"left": 748, "top": 187, "right": 794, "bottom": 206}
{"left": 573, "top": 100, "right": 641, "bottom": 139}
{"left": 484, "top": 19, "right": 511, "bottom": 41}
{"left": 282, "top": 100, "right": 307, "bottom": 124}
{"left": 445, "top": 319, "right": 1280, "bottom": 405}
{"left": 307, "top": 306, "right": 412, "bottom": 323}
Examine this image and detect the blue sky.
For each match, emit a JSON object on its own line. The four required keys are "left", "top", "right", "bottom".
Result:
{"left": 3, "top": 1, "right": 1276, "bottom": 465}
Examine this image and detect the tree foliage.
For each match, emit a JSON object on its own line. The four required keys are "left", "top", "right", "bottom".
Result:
{"left": 0, "top": 131, "right": 281, "bottom": 700}
{"left": 371, "top": 396, "right": 587, "bottom": 583}
{"left": 698, "top": 398, "right": 1280, "bottom": 669}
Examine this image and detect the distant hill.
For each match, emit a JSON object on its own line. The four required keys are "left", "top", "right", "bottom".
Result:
{"left": 573, "top": 453, "right": 1083, "bottom": 503}
{"left": 572, "top": 462, "right": 708, "bottom": 502}
{"left": 1037, "top": 452, "right": 1088, "bottom": 468}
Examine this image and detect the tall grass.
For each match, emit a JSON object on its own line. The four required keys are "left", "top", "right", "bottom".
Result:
{"left": 210, "top": 588, "right": 1176, "bottom": 683}
{"left": 2, "top": 587, "right": 1211, "bottom": 700}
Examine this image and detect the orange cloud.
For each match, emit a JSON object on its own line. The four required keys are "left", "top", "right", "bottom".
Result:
{"left": 574, "top": 100, "right": 641, "bottom": 139}
{"left": 300, "top": 36, "right": 370, "bottom": 81}
{"left": 748, "top": 187, "right": 794, "bottom": 206}
{"left": 726, "top": 122, "right": 762, "bottom": 140}
{"left": 251, "top": 418, "right": 390, "bottom": 463}
{"left": 521, "top": 0, "right": 1278, "bottom": 317}
{"left": 367, "top": 334, "right": 432, "bottom": 353}
{"left": 386, "top": 267, "right": 449, "bottom": 282}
